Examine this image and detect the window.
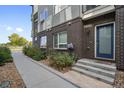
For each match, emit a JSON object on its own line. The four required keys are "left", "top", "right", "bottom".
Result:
{"left": 82, "top": 5, "right": 99, "bottom": 12}
{"left": 35, "top": 37, "right": 37, "bottom": 41}
{"left": 53, "top": 31, "right": 67, "bottom": 49}
{"left": 65, "top": 7, "right": 72, "bottom": 21}
{"left": 46, "top": 15, "right": 52, "bottom": 29}
{"left": 40, "top": 8, "right": 48, "bottom": 21}
{"left": 40, "top": 36, "right": 47, "bottom": 48}
{"left": 55, "top": 5, "right": 67, "bottom": 14}
{"left": 34, "top": 21, "right": 38, "bottom": 32}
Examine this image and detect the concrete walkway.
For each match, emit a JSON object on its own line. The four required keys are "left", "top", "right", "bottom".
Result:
{"left": 64, "top": 71, "right": 113, "bottom": 88}
{"left": 12, "top": 51, "right": 77, "bottom": 88}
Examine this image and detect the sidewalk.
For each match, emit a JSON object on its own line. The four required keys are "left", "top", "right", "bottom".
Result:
{"left": 12, "top": 51, "right": 77, "bottom": 88}
{"left": 64, "top": 71, "right": 113, "bottom": 88}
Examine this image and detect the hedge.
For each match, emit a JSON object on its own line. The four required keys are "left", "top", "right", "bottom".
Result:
{"left": 0, "top": 47, "right": 13, "bottom": 66}
{"left": 23, "top": 46, "right": 47, "bottom": 61}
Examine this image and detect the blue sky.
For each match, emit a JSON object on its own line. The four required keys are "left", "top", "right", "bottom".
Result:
{"left": 0, "top": 5, "right": 32, "bottom": 43}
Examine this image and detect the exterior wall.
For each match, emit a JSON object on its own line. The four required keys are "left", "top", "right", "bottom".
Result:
{"left": 37, "top": 5, "right": 81, "bottom": 32}
{"left": 31, "top": 5, "right": 38, "bottom": 46}
{"left": 32, "top": 5, "right": 124, "bottom": 63}
{"left": 38, "top": 5, "right": 54, "bottom": 32}
{"left": 82, "top": 5, "right": 115, "bottom": 20}
{"left": 37, "top": 17, "right": 83, "bottom": 58}
{"left": 82, "top": 12, "right": 115, "bottom": 60}
{"left": 33, "top": 5, "right": 38, "bottom": 15}
{"left": 52, "top": 5, "right": 81, "bottom": 27}
{"left": 115, "top": 6, "right": 124, "bottom": 70}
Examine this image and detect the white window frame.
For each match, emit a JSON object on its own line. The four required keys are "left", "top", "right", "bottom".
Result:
{"left": 40, "top": 36, "right": 47, "bottom": 48}
{"left": 53, "top": 31, "right": 67, "bottom": 50}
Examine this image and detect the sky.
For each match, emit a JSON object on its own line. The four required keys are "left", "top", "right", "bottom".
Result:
{"left": 0, "top": 5, "right": 32, "bottom": 43}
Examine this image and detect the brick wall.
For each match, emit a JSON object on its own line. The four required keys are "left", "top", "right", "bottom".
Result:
{"left": 37, "top": 17, "right": 84, "bottom": 58}
{"left": 83, "top": 12, "right": 115, "bottom": 59}
{"left": 115, "top": 6, "right": 124, "bottom": 70}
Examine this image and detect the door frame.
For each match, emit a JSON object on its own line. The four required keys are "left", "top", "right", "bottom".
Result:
{"left": 94, "top": 22, "right": 115, "bottom": 60}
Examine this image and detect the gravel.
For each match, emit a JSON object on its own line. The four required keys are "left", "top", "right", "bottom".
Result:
{"left": 114, "top": 70, "right": 124, "bottom": 88}
{"left": 0, "top": 62, "right": 26, "bottom": 88}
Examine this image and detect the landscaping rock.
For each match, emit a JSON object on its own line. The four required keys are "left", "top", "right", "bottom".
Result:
{"left": 114, "top": 70, "right": 124, "bottom": 87}
{"left": 0, "top": 63, "right": 26, "bottom": 88}
{"left": 0, "top": 81, "right": 11, "bottom": 88}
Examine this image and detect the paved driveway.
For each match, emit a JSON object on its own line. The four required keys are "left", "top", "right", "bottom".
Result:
{"left": 12, "top": 51, "right": 77, "bottom": 88}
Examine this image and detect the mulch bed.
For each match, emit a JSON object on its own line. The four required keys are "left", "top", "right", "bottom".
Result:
{"left": 41, "top": 59, "right": 71, "bottom": 73}
{"left": 114, "top": 70, "right": 124, "bottom": 88}
{"left": 0, "top": 62, "right": 26, "bottom": 88}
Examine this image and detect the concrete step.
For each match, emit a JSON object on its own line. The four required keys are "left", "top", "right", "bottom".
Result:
{"left": 78, "top": 59, "right": 116, "bottom": 72}
{"left": 74, "top": 63, "right": 115, "bottom": 78}
{"left": 72, "top": 67, "right": 114, "bottom": 85}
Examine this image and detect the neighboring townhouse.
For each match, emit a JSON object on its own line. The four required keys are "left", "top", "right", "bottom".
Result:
{"left": 31, "top": 5, "right": 124, "bottom": 85}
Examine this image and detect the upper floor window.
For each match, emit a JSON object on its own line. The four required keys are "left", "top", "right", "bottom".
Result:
{"left": 34, "top": 21, "right": 38, "bottom": 32}
{"left": 34, "top": 12, "right": 38, "bottom": 20}
{"left": 82, "top": 5, "right": 99, "bottom": 12}
{"left": 65, "top": 7, "right": 72, "bottom": 21}
{"left": 40, "top": 8, "right": 48, "bottom": 21}
{"left": 33, "top": 5, "right": 38, "bottom": 15}
{"left": 55, "top": 5, "right": 67, "bottom": 14}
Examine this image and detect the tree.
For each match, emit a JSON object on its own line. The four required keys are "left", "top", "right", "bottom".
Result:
{"left": 8, "top": 33, "right": 20, "bottom": 46}
{"left": 8, "top": 33, "right": 28, "bottom": 46}
{"left": 28, "top": 41, "right": 32, "bottom": 47}
{"left": 18, "top": 37, "right": 28, "bottom": 46}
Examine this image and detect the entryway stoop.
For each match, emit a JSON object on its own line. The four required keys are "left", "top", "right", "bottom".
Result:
{"left": 72, "top": 59, "right": 116, "bottom": 85}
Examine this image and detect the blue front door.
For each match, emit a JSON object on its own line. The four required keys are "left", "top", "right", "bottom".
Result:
{"left": 96, "top": 23, "right": 114, "bottom": 59}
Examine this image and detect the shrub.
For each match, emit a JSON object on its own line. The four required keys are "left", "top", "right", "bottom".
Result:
{"left": 22, "top": 46, "right": 27, "bottom": 55}
{"left": 49, "top": 52, "right": 76, "bottom": 70}
{"left": 0, "top": 47, "right": 13, "bottom": 65}
{"left": 23, "top": 46, "right": 47, "bottom": 61}
{"left": 0, "top": 56, "right": 5, "bottom": 66}
{"left": 0, "top": 47, "right": 11, "bottom": 54}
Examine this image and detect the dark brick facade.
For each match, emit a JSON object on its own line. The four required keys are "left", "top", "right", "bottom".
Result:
{"left": 36, "top": 12, "right": 115, "bottom": 60}
{"left": 37, "top": 17, "right": 84, "bottom": 58}
{"left": 115, "top": 6, "right": 124, "bottom": 70}
{"left": 32, "top": 5, "right": 124, "bottom": 64}
{"left": 83, "top": 12, "right": 115, "bottom": 60}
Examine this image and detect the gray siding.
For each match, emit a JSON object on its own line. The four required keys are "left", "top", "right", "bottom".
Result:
{"left": 37, "top": 5, "right": 81, "bottom": 32}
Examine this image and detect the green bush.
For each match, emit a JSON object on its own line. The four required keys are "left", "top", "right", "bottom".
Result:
{"left": 0, "top": 56, "right": 5, "bottom": 66}
{"left": 0, "top": 47, "right": 13, "bottom": 65}
{"left": 0, "top": 47, "right": 11, "bottom": 54}
{"left": 49, "top": 52, "right": 76, "bottom": 70}
{"left": 23, "top": 46, "right": 47, "bottom": 61}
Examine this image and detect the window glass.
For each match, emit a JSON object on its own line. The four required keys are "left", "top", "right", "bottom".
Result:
{"left": 59, "top": 44, "right": 67, "bottom": 48}
{"left": 60, "top": 10, "right": 65, "bottom": 23}
{"left": 46, "top": 15, "right": 52, "bottom": 29}
{"left": 98, "top": 24, "right": 112, "bottom": 54}
{"left": 35, "top": 37, "right": 37, "bottom": 41}
{"left": 55, "top": 5, "right": 67, "bottom": 14}
{"left": 65, "top": 7, "right": 72, "bottom": 21}
{"left": 54, "top": 34, "right": 58, "bottom": 48}
{"left": 59, "top": 32, "right": 67, "bottom": 44}
{"left": 40, "top": 8, "right": 48, "bottom": 21}
{"left": 34, "top": 22, "right": 38, "bottom": 32}
{"left": 53, "top": 31, "right": 67, "bottom": 49}
{"left": 40, "top": 36, "right": 47, "bottom": 48}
